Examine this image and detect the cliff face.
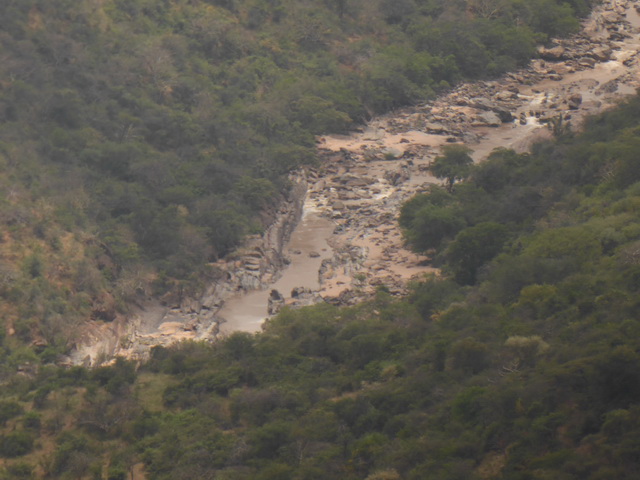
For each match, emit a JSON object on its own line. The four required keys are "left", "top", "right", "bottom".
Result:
{"left": 196, "top": 177, "right": 308, "bottom": 309}
{"left": 69, "top": 176, "right": 308, "bottom": 365}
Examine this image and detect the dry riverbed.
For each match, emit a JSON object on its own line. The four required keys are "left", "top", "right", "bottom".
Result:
{"left": 70, "top": 0, "right": 640, "bottom": 365}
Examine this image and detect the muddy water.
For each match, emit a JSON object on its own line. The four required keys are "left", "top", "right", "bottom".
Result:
{"left": 218, "top": 204, "right": 334, "bottom": 334}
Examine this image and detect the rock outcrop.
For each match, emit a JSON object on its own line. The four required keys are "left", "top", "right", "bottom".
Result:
{"left": 70, "top": 174, "right": 309, "bottom": 364}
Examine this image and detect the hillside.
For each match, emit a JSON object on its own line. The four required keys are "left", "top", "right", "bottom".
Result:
{"left": 0, "top": 91, "right": 638, "bottom": 478}
{"left": 0, "top": 0, "right": 594, "bottom": 360}
{"left": 5, "top": 0, "right": 640, "bottom": 478}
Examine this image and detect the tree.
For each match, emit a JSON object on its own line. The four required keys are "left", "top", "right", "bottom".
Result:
{"left": 430, "top": 145, "right": 474, "bottom": 192}
{"left": 446, "top": 222, "right": 508, "bottom": 284}
{"left": 450, "top": 338, "right": 490, "bottom": 374}
{"left": 402, "top": 204, "right": 466, "bottom": 252}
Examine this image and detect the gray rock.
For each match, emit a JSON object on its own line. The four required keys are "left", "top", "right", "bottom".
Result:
{"left": 496, "top": 90, "right": 518, "bottom": 101}
{"left": 289, "top": 287, "right": 325, "bottom": 309}
{"left": 382, "top": 147, "right": 403, "bottom": 159}
{"left": 567, "top": 93, "right": 583, "bottom": 110}
{"left": 578, "top": 56, "right": 597, "bottom": 67}
{"left": 425, "top": 122, "right": 447, "bottom": 133}
{"left": 590, "top": 46, "right": 612, "bottom": 61}
{"left": 493, "top": 106, "right": 515, "bottom": 123}
{"left": 470, "top": 97, "right": 495, "bottom": 110}
{"left": 538, "top": 45, "right": 566, "bottom": 61}
{"left": 474, "top": 111, "right": 502, "bottom": 126}
{"left": 268, "top": 289, "right": 285, "bottom": 315}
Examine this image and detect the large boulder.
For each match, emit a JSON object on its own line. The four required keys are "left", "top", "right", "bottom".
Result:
{"left": 469, "top": 97, "right": 514, "bottom": 122}
{"left": 537, "top": 45, "right": 566, "bottom": 61}
{"left": 567, "top": 93, "right": 583, "bottom": 110}
{"left": 474, "top": 111, "right": 502, "bottom": 127}
{"left": 578, "top": 56, "right": 597, "bottom": 68}
{"left": 425, "top": 122, "right": 448, "bottom": 133}
{"left": 493, "top": 106, "right": 515, "bottom": 123}
{"left": 590, "top": 46, "right": 612, "bottom": 62}
{"left": 382, "top": 147, "right": 403, "bottom": 159}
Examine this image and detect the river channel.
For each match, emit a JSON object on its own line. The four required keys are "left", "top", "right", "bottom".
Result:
{"left": 215, "top": 0, "right": 640, "bottom": 334}
{"left": 69, "top": 0, "right": 640, "bottom": 364}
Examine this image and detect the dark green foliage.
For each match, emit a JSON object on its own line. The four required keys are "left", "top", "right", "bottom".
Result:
{"left": 430, "top": 145, "right": 474, "bottom": 193}
{"left": 0, "top": 0, "right": 597, "bottom": 370}
{"left": 399, "top": 186, "right": 465, "bottom": 251}
{"left": 0, "top": 87, "right": 625, "bottom": 479}
{"left": 0, "top": 0, "right": 591, "bottom": 305}
{"left": 0, "top": 402, "right": 23, "bottom": 427}
{"left": 50, "top": 432, "right": 96, "bottom": 477}
{"left": 91, "top": 358, "right": 136, "bottom": 394}
{"left": 4, "top": 462, "right": 34, "bottom": 479}
{"left": 21, "top": 412, "right": 41, "bottom": 432}
{"left": 446, "top": 222, "right": 509, "bottom": 284}
{"left": 0, "top": 432, "right": 33, "bottom": 458}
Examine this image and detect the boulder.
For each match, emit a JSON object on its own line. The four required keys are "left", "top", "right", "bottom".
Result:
{"left": 268, "top": 289, "right": 285, "bottom": 315}
{"left": 474, "top": 111, "right": 502, "bottom": 126}
{"left": 493, "top": 106, "right": 514, "bottom": 123}
{"left": 470, "top": 97, "right": 495, "bottom": 110}
{"left": 496, "top": 90, "right": 518, "bottom": 101}
{"left": 289, "top": 287, "right": 325, "bottom": 309}
{"left": 468, "top": 97, "right": 513, "bottom": 122}
{"left": 578, "top": 56, "right": 597, "bottom": 67}
{"left": 381, "top": 147, "right": 403, "bottom": 159}
{"left": 425, "top": 122, "right": 447, "bottom": 133}
{"left": 384, "top": 167, "right": 410, "bottom": 186}
{"left": 590, "top": 46, "right": 612, "bottom": 62}
{"left": 567, "top": 93, "right": 583, "bottom": 110}
{"left": 537, "top": 45, "right": 566, "bottom": 61}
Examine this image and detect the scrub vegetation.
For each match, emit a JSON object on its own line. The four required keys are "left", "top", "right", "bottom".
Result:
{"left": 1, "top": 85, "right": 640, "bottom": 478}
{"left": 0, "top": 0, "right": 592, "bottom": 358}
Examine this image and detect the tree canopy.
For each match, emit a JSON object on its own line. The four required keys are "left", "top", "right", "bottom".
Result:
{"left": 430, "top": 144, "right": 475, "bottom": 192}
{"left": 0, "top": 79, "right": 639, "bottom": 480}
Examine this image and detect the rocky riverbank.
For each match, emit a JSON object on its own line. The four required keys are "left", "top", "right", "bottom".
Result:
{"left": 305, "top": 0, "right": 640, "bottom": 307}
{"left": 69, "top": 176, "right": 309, "bottom": 365}
{"left": 69, "top": 0, "right": 640, "bottom": 365}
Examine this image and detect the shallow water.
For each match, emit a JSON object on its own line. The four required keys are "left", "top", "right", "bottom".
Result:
{"left": 218, "top": 207, "right": 334, "bottom": 333}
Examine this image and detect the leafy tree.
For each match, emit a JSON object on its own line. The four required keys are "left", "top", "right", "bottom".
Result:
{"left": 446, "top": 222, "right": 509, "bottom": 284}
{"left": 430, "top": 145, "right": 474, "bottom": 192}
{"left": 450, "top": 337, "right": 490, "bottom": 374}
{"left": 402, "top": 203, "right": 466, "bottom": 252}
